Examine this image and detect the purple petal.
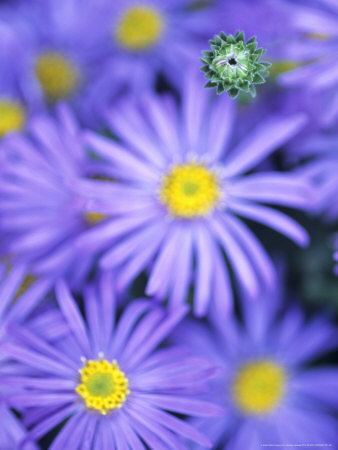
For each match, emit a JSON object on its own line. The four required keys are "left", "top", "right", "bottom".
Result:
{"left": 223, "top": 114, "right": 307, "bottom": 176}
{"left": 210, "top": 214, "right": 259, "bottom": 297}
{"left": 56, "top": 280, "right": 91, "bottom": 356}
{"left": 228, "top": 200, "right": 309, "bottom": 247}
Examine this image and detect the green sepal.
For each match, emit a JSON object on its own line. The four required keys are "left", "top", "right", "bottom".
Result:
{"left": 228, "top": 88, "right": 239, "bottom": 98}
{"left": 235, "top": 31, "right": 245, "bottom": 42}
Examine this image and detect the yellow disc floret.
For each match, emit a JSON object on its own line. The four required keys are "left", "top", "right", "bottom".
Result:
{"left": 76, "top": 358, "right": 130, "bottom": 415}
{"left": 116, "top": 6, "right": 163, "bottom": 51}
{"left": 14, "top": 274, "right": 37, "bottom": 301}
{"left": 232, "top": 360, "right": 286, "bottom": 415}
{"left": 84, "top": 212, "right": 108, "bottom": 226}
{"left": 160, "top": 163, "right": 221, "bottom": 218}
{"left": 35, "top": 52, "right": 79, "bottom": 101}
{"left": 0, "top": 100, "right": 25, "bottom": 138}
{"left": 269, "top": 61, "right": 300, "bottom": 77}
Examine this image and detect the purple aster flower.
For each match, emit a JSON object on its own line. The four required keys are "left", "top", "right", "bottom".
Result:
{"left": 173, "top": 285, "right": 338, "bottom": 449}
{"left": 76, "top": 72, "right": 312, "bottom": 317}
{"left": 0, "top": 105, "right": 106, "bottom": 286}
{"left": 86, "top": 0, "right": 217, "bottom": 110}
{"left": 277, "top": 0, "right": 338, "bottom": 127}
{"left": 1, "top": 273, "right": 222, "bottom": 449}
{"left": 0, "top": 0, "right": 105, "bottom": 125}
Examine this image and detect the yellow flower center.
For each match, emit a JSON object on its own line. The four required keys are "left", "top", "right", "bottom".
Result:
{"left": 116, "top": 6, "right": 163, "bottom": 51}
{"left": 232, "top": 360, "right": 286, "bottom": 415}
{"left": 84, "top": 212, "right": 108, "bottom": 226}
{"left": 307, "top": 33, "right": 331, "bottom": 41}
{"left": 160, "top": 163, "right": 221, "bottom": 218}
{"left": 76, "top": 359, "right": 129, "bottom": 415}
{"left": 0, "top": 100, "right": 25, "bottom": 138}
{"left": 269, "top": 61, "right": 300, "bottom": 76}
{"left": 35, "top": 52, "right": 79, "bottom": 101}
{"left": 14, "top": 274, "right": 37, "bottom": 301}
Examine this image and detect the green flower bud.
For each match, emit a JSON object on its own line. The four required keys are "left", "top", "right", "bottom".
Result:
{"left": 200, "top": 31, "right": 271, "bottom": 99}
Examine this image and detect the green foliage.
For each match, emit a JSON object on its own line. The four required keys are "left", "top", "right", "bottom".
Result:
{"left": 200, "top": 31, "right": 271, "bottom": 99}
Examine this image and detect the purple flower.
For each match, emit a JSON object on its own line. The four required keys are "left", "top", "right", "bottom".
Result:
{"left": 0, "top": 0, "right": 105, "bottom": 125}
{"left": 277, "top": 0, "right": 338, "bottom": 127}
{"left": 173, "top": 285, "right": 338, "bottom": 449}
{"left": 0, "top": 105, "right": 105, "bottom": 286}
{"left": 1, "top": 273, "right": 222, "bottom": 448}
{"left": 76, "top": 73, "right": 312, "bottom": 317}
{"left": 87, "top": 0, "right": 217, "bottom": 108}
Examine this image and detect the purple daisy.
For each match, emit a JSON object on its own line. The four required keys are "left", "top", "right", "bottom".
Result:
{"left": 86, "top": 0, "right": 217, "bottom": 109}
{"left": 76, "top": 72, "right": 312, "bottom": 317}
{"left": 1, "top": 273, "right": 223, "bottom": 449}
{"left": 277, "top": 0, "right": 338, "bottom": 127}
{"left": 173, "top": 285, "right": 338, "bottom": 449}
{"left": 0, "top": 0, "right": 105, "bottom": 125}
{"left": 0, "top": 105, "right": 105, "bottom": 286}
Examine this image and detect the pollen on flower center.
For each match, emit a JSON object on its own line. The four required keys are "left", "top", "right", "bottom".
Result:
{"left": 76, "top": 358, "right": 130, "bottom": 415}
{"left": 35, "top": 52, "right": 79, "bottom": 101}
{"left": 160, "top": 163, "right": 221, "bottom": 218}
{"left": 0, "top": 100, "right": 26, "bottom": 138}
{"left": 115, "top": 6, "right": 163, "bottom": 51}
{"left": 232, "top": 360, "right": 286, "bottom": 415}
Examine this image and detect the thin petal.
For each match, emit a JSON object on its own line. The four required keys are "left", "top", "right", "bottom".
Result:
{"left": 228, "top": 200, "right": 309, "bottom": 246}
{"left": 223, "top": 115, "right": 307, "bottom": 176}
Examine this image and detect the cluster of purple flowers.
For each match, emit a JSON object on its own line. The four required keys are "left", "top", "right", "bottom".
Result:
{"left": 1, "top": 0, "right": 338, "bottom": 448}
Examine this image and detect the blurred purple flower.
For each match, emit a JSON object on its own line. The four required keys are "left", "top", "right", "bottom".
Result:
{"left": 278, "top": 0, "right": 338, "bottom": 127}
{"left": 1, "top": 274, "right": 222, "bottom": 449}
{"left": 0, "top": 0, "right": 105, "bottom": 125}
{"left": 76, "top": 73, "right": 312, "bottom": 317}
{"left": 0, "top": 105, "right": 105, "bottom": 286}
{"left": 87, "top": 0, "right": 217, "bottom": 108}
{"left": 174, "top": 285, "right": 338, "bottom": 449}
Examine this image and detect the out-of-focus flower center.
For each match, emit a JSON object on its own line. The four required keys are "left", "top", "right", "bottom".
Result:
{"left": 160, "top": 163, "right": 221, "bottom": 218}
{"left": 14, "top": 273, "right": 37, "bottom": 301}
{"left": 116, "top": 6, "right": 163, "bottom": 50}
{"left": 35, "top": 52, "right": 79, "bottom": 101}
{"left": 0, "top": 100, "right": 25, "bottom": 138}
{"left": 76, "top": 358, "right": 129, "bottom": 415}
{"left": 232, "top": 360, "right": 286, "bottom": 415}
{"left": 269, "top": 61, "right": 300, "bottom": 76}
{"left": 84, "top": 212, "right": 108, "bottom": 226}
{"left": 307, "top": 33, "right": 330, "bottom": 41}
